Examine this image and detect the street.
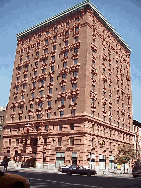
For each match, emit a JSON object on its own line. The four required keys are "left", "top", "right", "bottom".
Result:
{"left": 7, "top": 170, "right": 141, "bottom": 188}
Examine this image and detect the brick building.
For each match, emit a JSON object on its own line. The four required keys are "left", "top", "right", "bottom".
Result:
{"left": 2, "top": 0, "right": 134, "bottom": 171}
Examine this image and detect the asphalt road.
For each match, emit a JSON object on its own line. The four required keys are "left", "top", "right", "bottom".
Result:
{"left": 7, "top": 170, "right": 141, "bottom": 188}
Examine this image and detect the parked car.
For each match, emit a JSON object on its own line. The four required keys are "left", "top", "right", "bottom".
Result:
{"left": 62, "top": 165, "right": 97, "bottom": 177}
{"left": 0, "top": 170, "right": 30, "bottom": 188}
{"left": 58, "top": 164, "right": 70, "bottom": 172}
{"left": 132, "top": 165, "right": 141, "bottom": 178}
{"left": 62, "top": 164, "right": 78, "bottom": 173}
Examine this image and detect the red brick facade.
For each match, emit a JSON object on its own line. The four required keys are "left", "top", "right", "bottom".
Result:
{"left": 2, "top": 0, "right": 134, "bottom": 170}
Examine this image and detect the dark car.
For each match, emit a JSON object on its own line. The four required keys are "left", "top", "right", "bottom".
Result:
{"left": 62, "top": 164, "right": 78, "bottom": 173}
{"left": 132, "top": 165, "right": 141, "bottom": 178}
{"left": 63, "top": 165, "right": 97, "bottom": 177}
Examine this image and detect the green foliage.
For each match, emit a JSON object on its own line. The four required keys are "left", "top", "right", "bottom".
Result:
{"left": 114, "top": 144, "right": 136, "bottom": 165}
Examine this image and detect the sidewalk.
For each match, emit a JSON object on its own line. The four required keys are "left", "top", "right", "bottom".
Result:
{"left": 6, "top": 166, "right": 132, "bottom": 177}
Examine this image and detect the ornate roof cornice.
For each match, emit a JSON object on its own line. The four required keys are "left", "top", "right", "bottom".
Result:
{"left": 16, "top": 0, "right": 131, "bottom": 52}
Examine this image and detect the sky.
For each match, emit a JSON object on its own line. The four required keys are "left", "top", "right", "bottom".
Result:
{"left": 0, "top": 0, "right": 141, "bottom": 122}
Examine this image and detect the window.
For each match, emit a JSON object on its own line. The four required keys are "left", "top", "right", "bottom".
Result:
{"left": 41, "top": 79, "right": 45, "bottom": 85}
{"left": 18, "top": 67, "right": 21, "bottom": 71}
{"left": 70, "top": 123, "right": 74, "bottom": 130}
{"left": 62, "top": 86, "right": 65, "bottom": 92}
{"left": 19, "top": 116, "right": 22, "bottom": 121}
{"left": 75, "top": 27, "right": 79, "bottom": 32}
{"left": 64, "top": 51, "right": 68, "bottom": 57}
{"left": 59, "top": 124, "right": 63, "bottom": 131}
{"left": 49, "top": 88, "right": 52, "bottom": 94}
{"left": 16, "top": 86, "right": 19, "bottom": 91}
{"left": 66, "top": 31, "right": 69, "bottom": 35}
{"left": 37, "top": 114, "right": 41, "bottom": 119}
{"left": 35, "top": 62, "right": 38, "bottom": 66}
{"left": 42, "top": 69, "right": 45, "bottom": 74}
{"left": 51, "top": 66, "right": 54, "bottom": 72}
{"left": 53, "top": 45, "right": 56, "bottom": 51}
{"left": 74, "top": 59, "right": 78, "bottom": 65}
{"left": 32, "top": 93, "right": 34, "bottom": 98}
{"left": 47, "top": 113, "right": 50, "bottom": 118}
{"left": 38, "top": 102, "right": 43, "bottom": 108}
{"left": 43, "top": 59, "right": 46, "bottom": 63}
{"left": 66, "top": 22, "right": 69, "bottom": 26}
{"left": 70, "top": 137, "right": 74, "bottom": 146}
{"left": 71, "top": 110, "right": 75, "bottom": 116}
{"left": 52, "top": 56, "right": 55, "bottom": 61}
{"left": 54, "top": 27, "right": 57, "bottom": 31}
{"left": 33, "top": 82, "right": 36, "bottom": 87}
{"left": 20, "top": 105, "right": 23, "bottom": 111}
{"left": 23, "top": 84, "right": 26, "bottom": 90}
{"left": 36, "top": 52, "right": 39, "bottom": 56}
{"left": 73, "top": 71, "right": 77, "bottom": 77}
{"left": 65, "top": 41, "right": 68, "bottom": 46}
{"left": 44, "top": 138, "right": 47, "bottom": 145}
{"left": 50, "top": 77, "right": 53, "bottom": 82}
{"left": 48, "top": 101, "right": 51, "bottom": 107}
{"left": 25, "top": 65, "right": 28, "bottom": 70}
{"left": 21, "top": 95, "right": 24, "bottom": 100}
{"left": 24, "top": 74, "right": 27, "bottom": 79}
{"left": 27, "top": 55, "right": 29, "bottom": 60}
{"left": 14, "top": 96, "right": 17, "bottom": 101}
{"left": 72, "top": 83, "right": 77, "bottom": 90}
{"left": 72, "top": 97, "right": 76, "bottom": 104}
{"left": 20, "top": 58, "right": 22, "bottom": 62}
{"left": 61, "top": 98, "right": 65, "bottom": 105}
{"left": 30, "top": 104, "right": 33, "bottom": 109}
{"left": 34, "top": 71, "right": 37, "bottom": 76}
{"left": 76, "top": 18, "right": 79, "bottom": 22}
{"left": 45, "top": 39, "right": 48, "bottom": 44}
{"left": 53, "top": 36, "right": 57, "bottom": 41}
{"left": 58, "top": 137, "right": 62, "bottom": 146}
{"left": 75, "top": 37, "right": 78, "bottom": 42}
{"left": 74, "top": 48, "right": 78, "bottom": 53}
{"left": 39, "top": 90, "right": 43, "bottom": 97}
{"left": 62, "top": 74, "right": 66, "bottom": 79}
{"left": 47, "top": 31, "right": 49, "bottom": 34}
{"left": 60, "top": 111, "right": 64, "bottom": 117}
{"left": 63, "top": 62, "right": 67, "bottom": 68}
{"left": 44, "top": 48, "right": 48, "bottom": 53}
{"left": 17, "top": 77, "right": 20, "bottom": 81}
{"left": 45, "top": 125, "right": 49, "bottom": 131}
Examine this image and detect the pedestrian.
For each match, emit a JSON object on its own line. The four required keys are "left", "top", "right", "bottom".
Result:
{"left": 3, "top": 156, "right": 8, "bottom": 172}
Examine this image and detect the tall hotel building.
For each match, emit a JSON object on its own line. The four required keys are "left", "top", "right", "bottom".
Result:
{"left": 2, "top": 0, "right": 134, "bottom": 170}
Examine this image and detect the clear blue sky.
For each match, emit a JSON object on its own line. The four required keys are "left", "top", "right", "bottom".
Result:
{"left": 0, "top": 0, "right": 141, "bottom": 122}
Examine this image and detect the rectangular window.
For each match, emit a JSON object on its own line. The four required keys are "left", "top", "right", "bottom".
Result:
{"left": 39, "top": 90, "right": 43, "bottom": 97}
{"left": 75, "top": 37, "right": 78, "bottom": 42}
{"left": 48, "top": 101, "right": 51, "bottom": 107}
{"left": 75, "top": 27, "right": 79, "bottom": 32}
{"left": 43, "top": 59, "right": 46, "bottom": 64}
{"left": 16, "top": 86, "right": 19, "bottom": 91}
{"left": 44, "top": 49, "right": 48, "bottom": 54}
{"left": 32, "top": 93, "right": 34, "bottom": 98}
{"left": 30, "top": 104, "right": 33, "bottom": 109}
{"left": 74, "top": 59, "right": 78, "bottom": 65}
{"left": 22, "top": 95, "right": 24, "bottom": 100}
{"left": 37, "top": 114, "right": 41, "bottom": 119}
{"left": 44, "top": 138, "right": 47, "bottom": 145}
{"left": 72, "top": 97, "right": 76, "bottom": 104}
{"left": 60, "top": 111, "right": 64, "bottom": 117}
{"left": 72, "top": 83, "right": 77, "bottom": 90}
{"left": 45, "top": 39, "right": 48, "bottom": 44}
{"left": 58, "top": 137, "right": 62, "bottom": 146}
{"left": 27, "top": 55, "right": 29, "bottom": 60}
{"left": 59, "top": 124, "right": 63, "bottom": 131}
{"left": 17, "top": 77, "right": 20, "bottom": 81}
{"left": 20, "top": 58, "right": 22, "bottom": 62}
{"left": 62, "top": 86, "right": 65, "bottom": 92}
{"left": 50, "top": 77, "right": 53, "bottom": 82}
{"left": 64, "top": 51, "right": 68, "bottom": 57}
{"left": 74, "top": 48, "right": 78, "bottom": 53}
{"left": 61, "top": 98, "right": 65, "bottom": 105}
{"left": 62, "top": 74, "right": 66, "bottom": 79}
{"left": 35, "top": 62, "right": 38, "bottom": 66}
{"left": 71, "top": 110, "right": 75, "bottom": 116}
{"left": 51, "top": 66, "right": 54, "bottom": 72}
{"left": 53, "top": 45, "right": 56, "bottom": 51}
{"left": 25, "top": 65, "right": 28, "bottom": 70}
{"left": 49, "top": 88, "right": 52, "bottom": 94}
{"left": 47, "top": 113, "right": 50, "bottom": 118}
{"left": 23, "top": 84, "right": 26, "bottom": 90}
{"left": 24, "top": 74, "right": 27, "bottom": 79}
{"left": 41, "top": 80, "right": 45, "bottom": 85}
{"left": 34, "top": 71, "right": 37, "bottom": 76}
{"left": 53, "top": 36, "right": 57, "bottom": 41}
{"left": 73, "top": 71, "right": 77, "bottom": 77}
{"left": 38, "top": 102, "right": 43, "bottom": 108}
{"left": 65, "top": 41, "right": 68, "bottom": 46}
{"left": 36, "top": 52, "right": 39, "bottom": 56}
{"left": 70, "top": 137, "right": 74, "bottom": 146}
{"left": 63, "top": 62, "right": 67, "bottom": 68}
{"left": 52, "top": 56, "right": 55, "bottom": 61}
{"left": 70, "top": 123, "right": 74, "bottom": 130}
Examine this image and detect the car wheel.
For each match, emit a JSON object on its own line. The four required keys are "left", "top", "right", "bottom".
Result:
{"left": 67, "top": 171, "right": 71, "bottom": 175}
{"left": 87, "top": 172, "right": 91, "bottom": 177}
{"left": 12, "top": 181, "right": 24, "bottom": 188}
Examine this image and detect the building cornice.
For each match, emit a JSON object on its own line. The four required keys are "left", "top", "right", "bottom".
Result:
{"left": 16, "top": 0, "right": 131, "bottom": 53}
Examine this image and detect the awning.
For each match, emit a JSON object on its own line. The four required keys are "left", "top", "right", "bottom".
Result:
{"left": 21, "top": 153, "right": 36, "bottom": 158}
{"left": 0, "top": 153, "right": 10, "bottom": 157}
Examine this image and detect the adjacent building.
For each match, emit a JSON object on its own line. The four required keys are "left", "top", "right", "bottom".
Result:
{"left": 0, "top": 107, "right": 6, "bottom": 154}
{"left": 2, "top": 0, "right": 134, "bottom": 171}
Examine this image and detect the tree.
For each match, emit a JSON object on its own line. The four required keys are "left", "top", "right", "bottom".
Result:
{"left": 114, "top": 144, "right": 136, "bottom": 172}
